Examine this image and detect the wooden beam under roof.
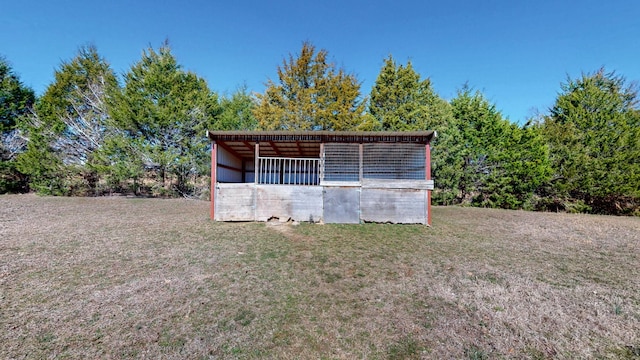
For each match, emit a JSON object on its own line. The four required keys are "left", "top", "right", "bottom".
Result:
{"left": 268, "top": 141, "right": 282, "bottom": 156}
{"left": 242, "top": 141, "right": 255, "bottom": 154}
{"left": 216, "top": 141, "right": 244, "bottom": 160}
{"left": 295, "top": 141, "right": 304, "bottom": 156}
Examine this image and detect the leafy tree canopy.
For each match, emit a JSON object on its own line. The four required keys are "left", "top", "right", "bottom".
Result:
{"left": 255, "top": 42, "right": 366, "bottom": 131}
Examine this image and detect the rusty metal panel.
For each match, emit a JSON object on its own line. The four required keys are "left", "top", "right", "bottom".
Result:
{"left": 215, "top": 183, "right": 255, "bottom": 221}
{"left": 323, "top": 187, "right": 360, "bottom": 224}
{"left": 360, "top": 188, "right": 427, "bottom": 224}
{"left": 256, "top": 185, "right": 323, "bottom": 222}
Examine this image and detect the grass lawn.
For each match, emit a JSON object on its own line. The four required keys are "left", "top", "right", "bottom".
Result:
{"left": 1, "top": 194, "right": 639, "bottom": 359}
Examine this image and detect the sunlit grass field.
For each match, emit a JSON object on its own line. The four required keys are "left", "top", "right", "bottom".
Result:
{"left": 1, "top": 194, "right": 639, "bottom": 359}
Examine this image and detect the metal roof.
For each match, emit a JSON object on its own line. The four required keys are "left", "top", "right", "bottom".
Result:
{"left": 207, "top": 130, "right": 436, "bottom": 159}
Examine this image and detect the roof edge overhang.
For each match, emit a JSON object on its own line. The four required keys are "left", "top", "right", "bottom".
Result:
{"left": 207, "top": 130, "right": 435, "bottom": 143}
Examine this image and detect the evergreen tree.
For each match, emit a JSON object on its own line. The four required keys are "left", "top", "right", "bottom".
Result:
{"left": 106, "top": 42, "right": 220, "bottom": 196}
{"left": 90, "top": 133, "right": 145, "bottom": 194}
{"left": 451, "top": 87, "right": 551, "bottom": 209}
{"left": 1, "top": 57, "right": 35, "bottom": 133}
{"left": 369, "top": 56, "right": 439, "bottom": 130}
{"left": 483, "top": 121, "right": 551, "bottom": 209}
{"left": 16, "top": 45, "right": 116, "bottom": 195}
{"left": 541, "top": 69, "right": 640, "bottom": 214}
{"left": 255, "top": 42, "right": 366, "bottom": 131}
{"left": 215, "top": 85, "right": 258, "bottom": 130}
{"left": 0, "top": 56, "right": 35, "bottom": 193}
{"left": 368, "top": 56, "right": 463, "bottom": 204}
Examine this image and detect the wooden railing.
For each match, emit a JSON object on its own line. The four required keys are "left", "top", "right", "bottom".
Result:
{"left": 256, "top": 157, "right": 320, "bottom": 185}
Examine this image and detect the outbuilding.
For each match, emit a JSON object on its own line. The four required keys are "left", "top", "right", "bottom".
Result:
{"left": 207, "top": 130, "right": 435, "bottom": 224}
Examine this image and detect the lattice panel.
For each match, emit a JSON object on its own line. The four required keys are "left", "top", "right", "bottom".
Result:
{"left": 323, "top": 143, "right": 360, "bottom": 181}
{"left": 363, "top": 143, "right": 425, "bottom": 180}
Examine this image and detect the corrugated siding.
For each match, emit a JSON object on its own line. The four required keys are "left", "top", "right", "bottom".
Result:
{"left": 245, "top": 159, "right": 255, "bottom": 183}
{"left": 217, "top": 146, "right": 243, "bottom": 183}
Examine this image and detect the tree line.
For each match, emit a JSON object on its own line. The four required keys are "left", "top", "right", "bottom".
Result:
{"left": 1, "top": 41, "right": 638, "bottom": 215}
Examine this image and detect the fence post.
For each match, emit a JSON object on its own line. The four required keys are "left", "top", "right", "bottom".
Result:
{"left": 426, "top": 143, "right": 432, "bottom": 226}
{"left": 255, "top": 143, "right": 259, "bottom": 184}
{"left": 210, "top": 141, "right": 217, "bottom": 220}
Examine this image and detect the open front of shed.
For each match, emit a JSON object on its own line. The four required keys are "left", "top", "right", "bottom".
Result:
{"left": 208, "top": 131, "right": 435, "bottom": 225}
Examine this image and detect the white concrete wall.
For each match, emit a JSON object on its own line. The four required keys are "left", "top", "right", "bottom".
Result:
{"left": 214, "top": 182, "right": 428, "bottom": 224}
{"left": 215, "top": 183, "right": 255, "bottom": 221}
{"left": 360, "top": 188, "right": 427, "bottom": 224}
{"left": 256, "top": 185, "right": 323, "bottom": 222}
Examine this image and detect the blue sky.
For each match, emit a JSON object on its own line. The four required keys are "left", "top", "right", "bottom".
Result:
{"left": 2, "top": 0, "right": 639, "bottom": 123}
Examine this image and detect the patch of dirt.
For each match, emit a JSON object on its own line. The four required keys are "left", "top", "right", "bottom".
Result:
{"left": 265, "top": 217, "right": 312, "bottom": 242}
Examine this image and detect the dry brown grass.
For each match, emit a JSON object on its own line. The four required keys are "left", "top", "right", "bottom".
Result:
{"left": 1, "top": 194, "right": 639, "bottom": 359}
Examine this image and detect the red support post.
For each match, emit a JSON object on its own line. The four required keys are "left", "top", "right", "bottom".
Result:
{"left": 426, "top": 143, "right": 432, "bottom": 226}
{"left": 210, "top": 142, "right": 217, "bottom": 220}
